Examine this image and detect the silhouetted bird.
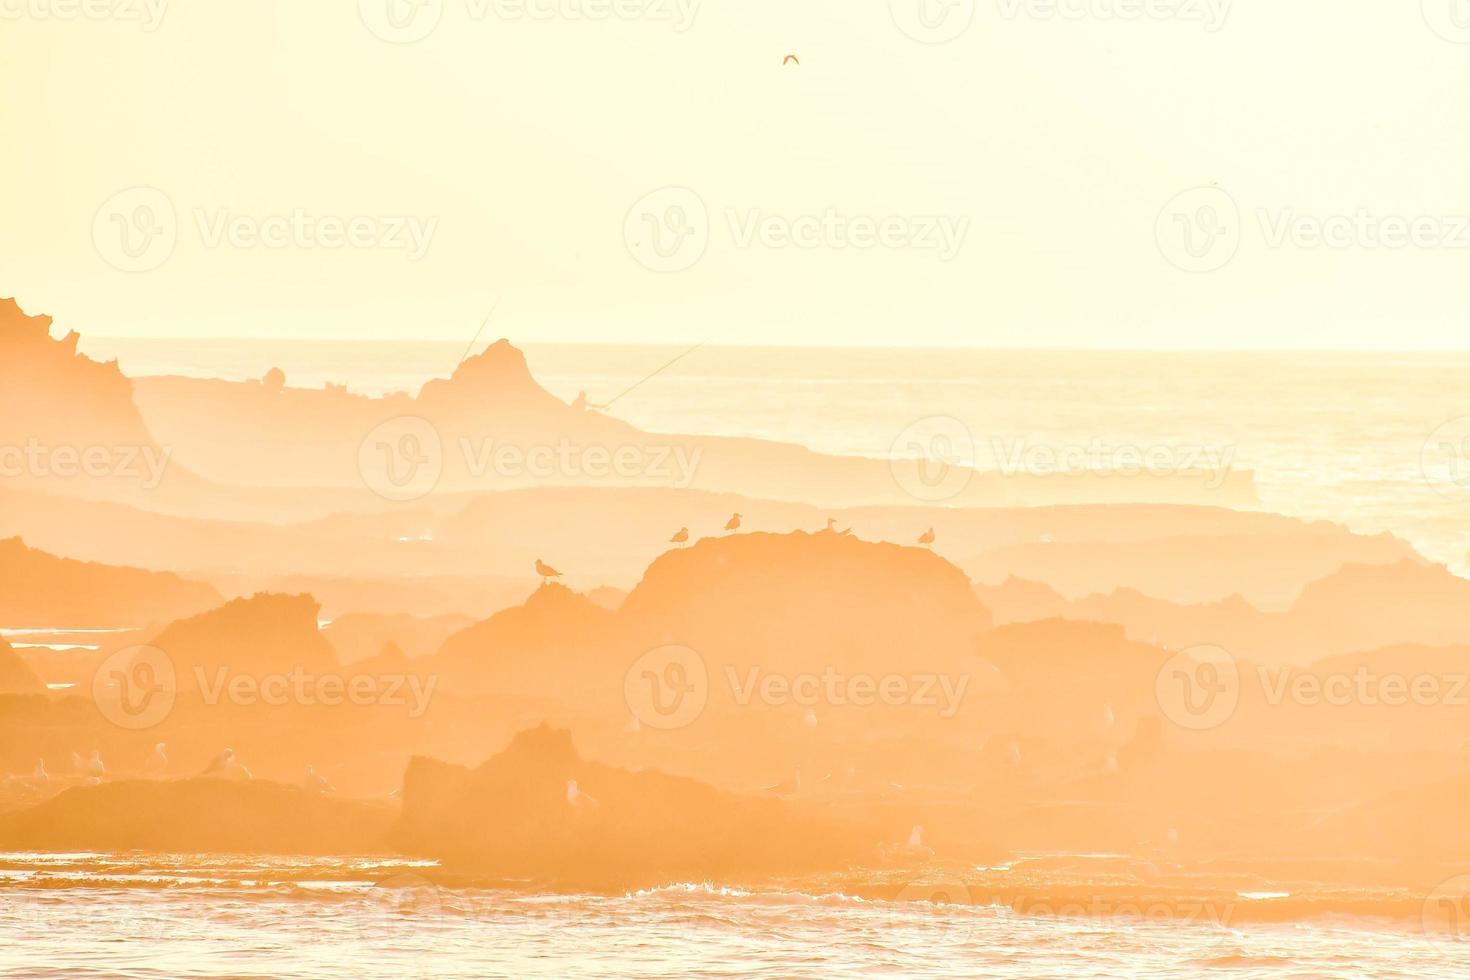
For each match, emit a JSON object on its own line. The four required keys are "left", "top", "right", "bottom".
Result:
{"left": 670, "top": 527, "right": 689, "bottom": 546}
{"left": 536, "top": 559, "right": 562, "bottom": 583}
{"left": 783, "top": 54, "right": 800, "bottom": 65}
{"left": 725, "top": 513, "right": 742, "bottom": 532}
{"left": 918, "top": 527, "right": 936, "bottom": 547}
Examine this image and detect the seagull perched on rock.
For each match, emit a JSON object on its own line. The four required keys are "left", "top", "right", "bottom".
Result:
{"left": 670, "top": 527, "right": 689, "bottom": 546}
{"left": 87, "top": 750, "right": 106, "bottom": 780}
{"left": 144, "top": 743, "right": 168, "bottom": 777}
{"left": 203, "top": 748, "right": 253, "bottom": 780}
{"left": 305, "top": 764, "right": 334, "bottom": 795}
{"left": 32, "top": 759, "right": 48, "bottom": 783}
{"left": 724, "top": 513, "right": 742, "bottom": 532}
{"left": 566, "top": 779, "right": 599, "bottom": 811}
{"left": 536, "top": 559, "right": 562, "bottom": 584}
{"left": 918, "top": 527, "right": 936, "bottom": 547}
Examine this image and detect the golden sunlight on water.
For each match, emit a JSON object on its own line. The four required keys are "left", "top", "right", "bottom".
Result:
{"left": 0, "top": 854, "right": 1461, "bottom": 979}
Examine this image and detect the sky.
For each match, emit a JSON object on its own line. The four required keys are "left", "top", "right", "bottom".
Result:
{"left": 3, "top": 0, "right": 1470, "bottom": 349}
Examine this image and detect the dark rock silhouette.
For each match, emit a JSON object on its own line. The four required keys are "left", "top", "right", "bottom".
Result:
{"left": 393, "top": 724, "right": 867, "bottom": 887}
{"left": 145, "top": 593, "right": 337, "bottom": 689}
{"left": 0, "top": 778, "right": 392, "bottom": 852}
{"left": 0, "top": 537, "right": 221, "bottom": 627}
{"left": 0, "top": 636, "right": 44, "bottom": 697}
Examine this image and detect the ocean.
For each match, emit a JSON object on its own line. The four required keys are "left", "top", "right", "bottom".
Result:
{"left": 0, "top": 853, "right": 1459, "bottom": 979}
{"left": 77, "top": 337, "right": 1470, "bottom": 577}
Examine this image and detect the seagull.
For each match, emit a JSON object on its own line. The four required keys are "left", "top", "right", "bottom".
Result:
{"left": 761, "top": 767, "right": 803, "bottom": 796}
{"left": 822, "top": 518, "right": 852, "bottom": 536}
{"left": 566, "top": 779, "right": 600, "bottom": 810}
{"left": 535, "top": 559, "right": 563, "bottom": 584}
{"left": 70, "top": 751, "right": 85, "bottom": 774}
{"left": 32, "top": 759, "right": 47, "bottom": 783}
{"left": 670, "top": 527, "right": 689, "bottom": 546}
{"left": 725, "top": 513, "right": 742, "bottom": 532}
{"left": 918, "top": 528, "right": 936, "bottom": 547}
{"left": 202, "top": 748, "right": 253, "bottom": 780}
{"left": 87, "top": 750, "right": 106, "bottom": 779}
{"left": 305, "top": 764, "right": 334, "bottom": 795}
{"left": 783, "top": 54, "right": 800, "bottom": 66}
{"left": 144, "top": 743, "right": 168, "bottom": 777}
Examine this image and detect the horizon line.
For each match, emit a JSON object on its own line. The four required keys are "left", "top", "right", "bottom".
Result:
{"left": 69, "top": 335, "right": 1470, "bottom": 357}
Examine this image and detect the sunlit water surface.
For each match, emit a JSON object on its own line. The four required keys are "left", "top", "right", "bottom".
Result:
{"left": 0, "top": 854, "right": 1463, "bottom": 979}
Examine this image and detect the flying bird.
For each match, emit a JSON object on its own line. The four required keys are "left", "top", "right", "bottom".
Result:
{"left": 783, "top": 54, "right": 800, "bottom": 66}
{"left": 670, "top": 527, "right": 689, "bottom": 546}
{"left": 536, "top": 559, "right": 563, "bottom": 583}
{"left": 725, "top": 513, "right": 742, "bottom": 532}
{"left": 918, "top": 527, "right": 936, "bottom": 547}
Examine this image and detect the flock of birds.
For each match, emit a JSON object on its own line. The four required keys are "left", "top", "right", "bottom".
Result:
{"left": 537, "top": 515, "right": 939, "bottom": 583}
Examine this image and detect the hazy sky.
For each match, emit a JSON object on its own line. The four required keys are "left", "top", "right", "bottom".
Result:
{"left": 4, "top": 1, "right": 1470, "bottom": 348}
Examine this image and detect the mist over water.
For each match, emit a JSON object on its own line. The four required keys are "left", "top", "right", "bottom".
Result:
{"left": 81, "top": 338, "right": 1470, "bottom": 578}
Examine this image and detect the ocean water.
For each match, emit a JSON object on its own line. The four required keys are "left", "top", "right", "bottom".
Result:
{"left": 77, "top": 338, "right": 1470, "bottom": 575}
{"left": 0, "top": 853, "right": 1460, "bottom": 979}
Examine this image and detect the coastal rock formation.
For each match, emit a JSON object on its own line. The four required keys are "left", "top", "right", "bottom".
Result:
{"left": 0, "top": 537, "right": 221, "bottom": 628}
{"left": 393, "top": 724, "right": 866, "bottom": 887}
{"left": 0, "top": 778, "right": 392, "bottom": 852}
{"left": 145, "top": 593, "right": 337, "bottom": 689}
{"left": 0, "top": 636, "right": 44, "bottom": 697}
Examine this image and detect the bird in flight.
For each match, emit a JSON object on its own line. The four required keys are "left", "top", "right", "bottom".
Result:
{"left": 783, "top": 54, "right": 800, "bottom": 66}
{"left": 725, "top": 513, "right": 742, "bottom": 532}
{"left": 670, "top": 527, "right": 690, "bottom": 546}
{"left": 536, "top": 559, "right": 563, "bottom": 583}
{"left": 918, "top": 527, "right": 936, "bottom": 547}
